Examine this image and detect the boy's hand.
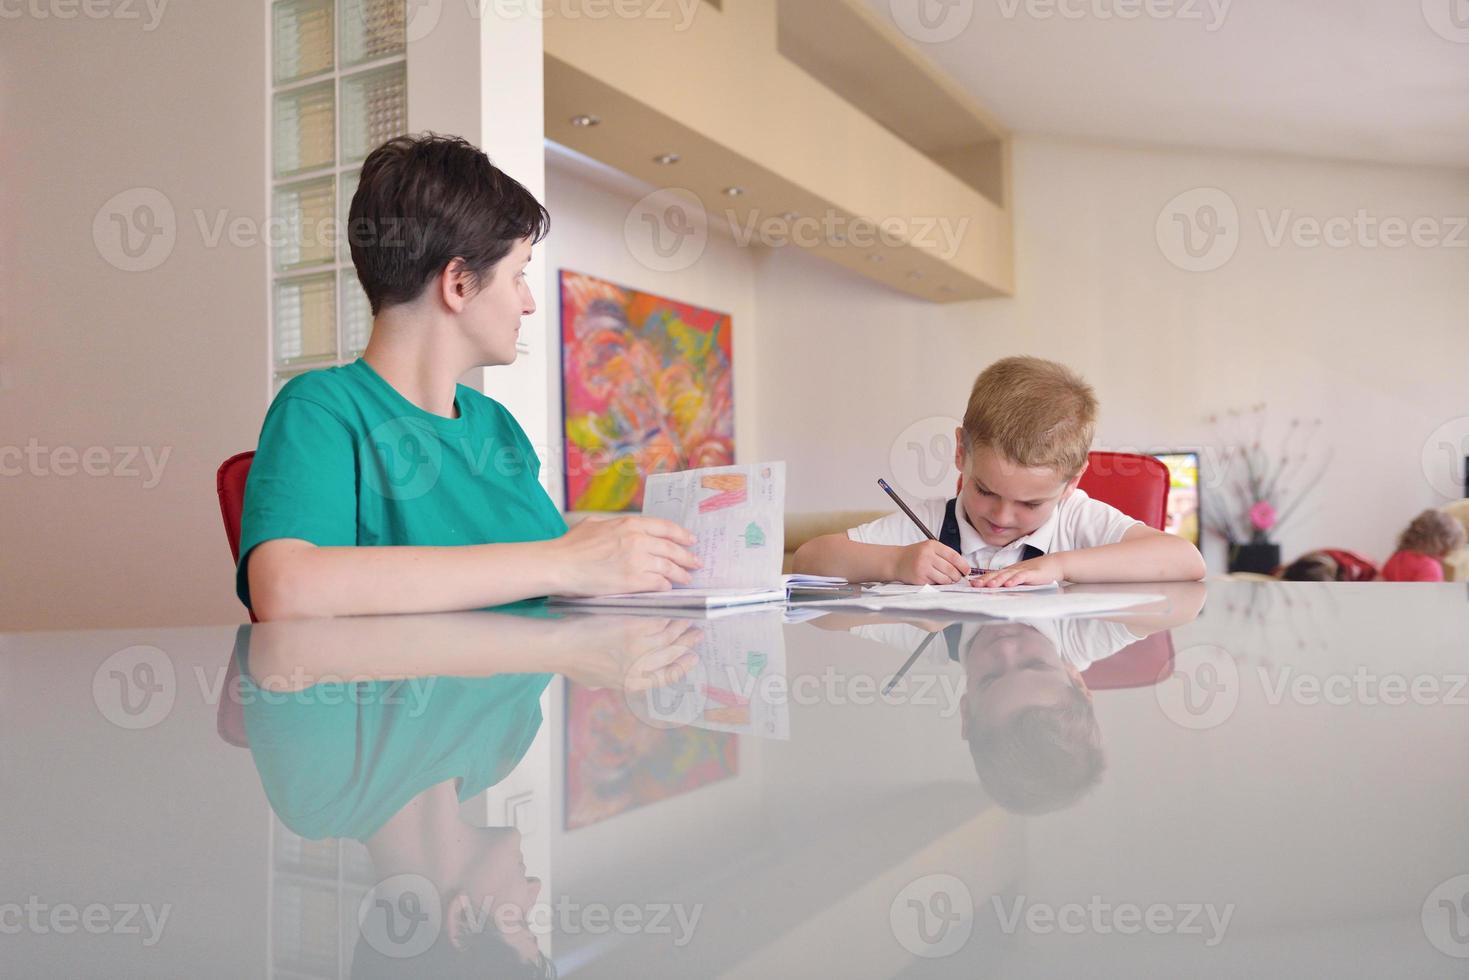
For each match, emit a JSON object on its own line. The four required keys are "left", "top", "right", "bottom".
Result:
{"left": 552, "top": 516, "right": 702, "bottom": 596}
{"left": 893, "top": 540, "right": 970, "bottom": 584}
{"left": 972, "top": 554, "right": 1066, "bottom": 588}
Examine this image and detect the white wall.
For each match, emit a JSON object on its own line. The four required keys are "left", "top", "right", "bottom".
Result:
{"left": 0, "top": 5, "right": 269, "bottom": 630}
{"left": 750, "top": 137, "right": 1469, "bottom": 570}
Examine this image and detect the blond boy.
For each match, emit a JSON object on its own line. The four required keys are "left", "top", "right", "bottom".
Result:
{"left": 794, "top": 357, "right": 1206, "bottom": 586}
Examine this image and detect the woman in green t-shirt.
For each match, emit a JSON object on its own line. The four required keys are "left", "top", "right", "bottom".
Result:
{"left": 241, "top": 135, "right": 701, "bottom": 621}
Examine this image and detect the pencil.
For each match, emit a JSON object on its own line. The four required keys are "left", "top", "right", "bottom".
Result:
{"left": 877, "top": 478, "right": 939, "bottom": 541}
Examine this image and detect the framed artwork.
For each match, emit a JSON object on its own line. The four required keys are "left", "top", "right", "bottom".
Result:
{"left": 559, "top": 270, "right": 734, "bottom": 511}
{"left": 563, "top": 683, "right": 738, "bottom": 831}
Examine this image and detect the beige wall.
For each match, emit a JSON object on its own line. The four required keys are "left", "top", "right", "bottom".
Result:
{"left": 1, "top": 6, "right": 269, "bottom": 630}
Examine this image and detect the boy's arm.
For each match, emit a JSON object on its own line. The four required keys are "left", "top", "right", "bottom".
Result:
{"left": 976, "top": 525, "right": 1206, "bottom": 587}
{"left": 249, "top": 516, "right": 700, "bottom": 621}
{"left": 792, "top": 531, "right": 970, "bottom": 584}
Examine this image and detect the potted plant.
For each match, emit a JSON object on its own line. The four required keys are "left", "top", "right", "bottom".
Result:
{"left": 1204, "top": 405, "right": 1332, "bottom": 574}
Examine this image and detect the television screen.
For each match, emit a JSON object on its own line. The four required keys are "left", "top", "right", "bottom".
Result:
{"left": 1153, "top": 452, "right": 1201, "bottom": 547}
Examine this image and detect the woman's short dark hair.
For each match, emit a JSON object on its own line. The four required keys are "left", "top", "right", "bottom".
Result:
{"left": 348, "top": 133, "right": 550, "bottom": 315}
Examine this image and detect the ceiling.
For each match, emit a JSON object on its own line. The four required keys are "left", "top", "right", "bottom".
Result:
{"left": 863, "top": 0, "right": 1469, "bottom": 169}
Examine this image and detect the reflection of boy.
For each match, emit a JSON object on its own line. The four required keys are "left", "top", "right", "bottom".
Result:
{"left": 853, "top": 616, "right": 1140, "bottom": 815}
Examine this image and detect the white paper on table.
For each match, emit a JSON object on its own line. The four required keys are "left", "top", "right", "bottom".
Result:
{"left": 642, "top": 462, "right": 786, "bottom": 590}
{"left": 865, "top": 582, "right": 1060, "bottom": 597}
{"left": 805, "top": 590, "right": 1164, "bottom": 621}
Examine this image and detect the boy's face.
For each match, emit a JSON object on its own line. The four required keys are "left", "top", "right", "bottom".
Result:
{"left": 954, "top": 431, "right": 1084, "bottom": 548}
{"left": 462, "top": 237, "right": 536, "bottom": 366}
{"left": 958, "top": 622, "right": 1089, "bottom": 735}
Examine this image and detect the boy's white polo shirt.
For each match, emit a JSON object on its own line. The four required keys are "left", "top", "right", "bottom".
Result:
{"left": 847, "top": 488, "right": 1142, "bottom": 573}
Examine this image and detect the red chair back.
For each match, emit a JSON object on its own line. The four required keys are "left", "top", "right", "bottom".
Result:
{"left": 1076, "top": 451, "right": 1170, "bottom": 531}
{"left": 216, "top": 451, "right": 255, "bottom": 565}
{"left": 216, "top": 452, "right": 256, "bottom": 748}
{"left": 1081, "top": 631, "right": 1176, "bottom": 690}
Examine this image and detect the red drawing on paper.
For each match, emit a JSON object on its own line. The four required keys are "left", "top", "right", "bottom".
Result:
{"left": 698, "top": 473, "right": 748, "bottom": 514}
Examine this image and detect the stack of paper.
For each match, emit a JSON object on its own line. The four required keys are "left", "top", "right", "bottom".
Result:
{"left": 805, "top": 589, "right": 1164, "bottom": 621}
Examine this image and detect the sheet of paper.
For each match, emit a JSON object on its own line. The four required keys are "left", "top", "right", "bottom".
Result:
{"left": 805, "top": 590, "right": 1164, "bottom": 621}
{"left": 640, "top": 611, "right": 789, "bottom": 739}
{"left": 642, "top": 462, "right": 785, "bottom": 590}
{"left": 865, "top": 582, "right": 1060, "bottom": 597}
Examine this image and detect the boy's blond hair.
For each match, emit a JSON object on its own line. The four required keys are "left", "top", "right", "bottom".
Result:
{"left": 962, "top": 357, "right": 1097, "bottom": 478}
{"left": 1398, "top": 509, "right": 1467, "bottom": 558}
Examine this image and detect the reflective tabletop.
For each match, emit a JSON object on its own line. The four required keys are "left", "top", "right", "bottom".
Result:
{"left": 4, "top": 580, "right": 1469, "bottom": 978}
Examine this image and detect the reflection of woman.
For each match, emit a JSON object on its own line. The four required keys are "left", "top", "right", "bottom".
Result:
{"left": 230, "top": 610, "right": 700, "bottom": 976}
{"left": 234, "top": 626, "right": 554, "bottom": 976}
{"left": 238, "top": 134, "right": 700, "bottom": 622}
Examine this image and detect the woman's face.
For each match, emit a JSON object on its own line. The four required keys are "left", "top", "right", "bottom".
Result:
{"left": 445, "top": 826, "right": 544, "bottom": 964}
{"left": 461, "top": 237, "right": 536, "bottom": 367}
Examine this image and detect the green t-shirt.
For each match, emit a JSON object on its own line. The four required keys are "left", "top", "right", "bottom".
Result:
{"left": 237, "top": 358, "right": 567, "bottom": 611}
{"left": 234, "top": 627, "right": 552, "bottom": 841}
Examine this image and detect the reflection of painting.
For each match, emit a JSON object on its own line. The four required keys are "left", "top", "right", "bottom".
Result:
{"left": 1154, "top": 452, "right": 1201, "bottom": 546}
{"left": 560, "top": 270, "right": 734, "bottom": 512}
{"left": 564, "top": 684, "right": 737, "bottom": 831}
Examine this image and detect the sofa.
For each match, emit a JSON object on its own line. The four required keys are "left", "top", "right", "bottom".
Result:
{"left": 1443, "top": 500, "right": 1469, "bottom": 582}
{"left": 783, "top": 511, "right": 890, "bottom": 573}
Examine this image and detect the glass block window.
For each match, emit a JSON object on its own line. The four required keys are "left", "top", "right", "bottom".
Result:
{"left": 269, "top": 0, "right": 407, "bottom": 393}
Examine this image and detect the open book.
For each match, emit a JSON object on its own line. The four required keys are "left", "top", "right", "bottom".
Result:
{"left": 552, "top": 463, "right": 801, "bottom": 610}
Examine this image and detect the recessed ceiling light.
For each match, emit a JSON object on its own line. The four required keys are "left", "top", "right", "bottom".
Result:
{"left": 653, "top": 153, "right": 680, "bottom": 165}
{"left": 722, "top": 186, "right": 745, "bottom": 197}
{"left": 570, "top": 114, "right": 601, "bottom": 127}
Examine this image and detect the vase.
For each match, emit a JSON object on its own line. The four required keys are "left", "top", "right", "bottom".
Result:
{"left": 1228, "top": 542, "right": 1281, "bottom": 575}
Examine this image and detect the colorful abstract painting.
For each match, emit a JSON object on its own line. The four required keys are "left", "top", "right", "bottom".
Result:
{"left": 564, "top": 683, "right": 738, "bottom": 831}
{"left": 560, "top": 270, "right": 734, "bottom": 512}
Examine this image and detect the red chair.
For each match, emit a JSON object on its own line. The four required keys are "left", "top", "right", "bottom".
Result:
{"left": 1076, "top": 451, "right": 1170, "bottom": 531}
{"left": 216, "top": 451, "right": 255, "bottom": 749}
{"left": 216, "top": 451, "right": 255, "bottom": 572}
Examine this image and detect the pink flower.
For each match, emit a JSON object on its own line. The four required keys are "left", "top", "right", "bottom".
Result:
{"left": 1249, "top": 501, "right": 1277, "bottom": 532}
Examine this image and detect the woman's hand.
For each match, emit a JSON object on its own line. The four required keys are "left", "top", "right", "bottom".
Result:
{"left": 549, "top": 516, "right": 702, "bottom": 596}
{"left": 556, "top": 616, "right": 703, "bottom": 693}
